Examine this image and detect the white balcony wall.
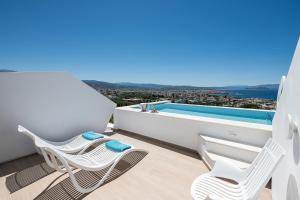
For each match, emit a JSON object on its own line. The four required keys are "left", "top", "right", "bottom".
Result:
{"left": 114, "top": 108, "right": 271, "bottom": 150}
{"left": 272, "top": 38, "right": 300, "bottom": 200}
{"left": 0, "top": 72, "right": 116, "bottom": 163}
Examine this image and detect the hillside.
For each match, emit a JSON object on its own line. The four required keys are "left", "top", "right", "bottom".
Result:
{"left": 83, "top": 80, "right": 279, "bottom": 91}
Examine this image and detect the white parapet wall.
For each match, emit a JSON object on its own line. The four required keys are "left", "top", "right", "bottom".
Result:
{"left": 272, "top": 37, "right": 300, "bottom": 200}
{"left": 114, "top": 106, "right": 272, "bottom": 151}
{"left": 0, "top": 72, "right": 116, "bottom": 163}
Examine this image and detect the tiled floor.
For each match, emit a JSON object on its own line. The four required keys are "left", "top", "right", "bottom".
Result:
{"left": 0, "top": 130, "right": 271, "bottom": 200}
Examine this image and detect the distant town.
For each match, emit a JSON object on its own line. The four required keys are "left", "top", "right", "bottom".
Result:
{"left": 84, "top": 80, "right": 277, "bottom": 110}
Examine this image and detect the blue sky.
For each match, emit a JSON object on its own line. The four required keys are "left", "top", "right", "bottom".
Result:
{"left": 0, "top": 0, "right": 299, "bottom": 86}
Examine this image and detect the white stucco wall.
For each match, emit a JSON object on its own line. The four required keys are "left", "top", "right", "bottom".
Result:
{"left": 114, "top": 106, "right": 271, "bottom": 150}
{"left": 272, "top": 37, "right": 300, "bottom": 200}
{"left": 0, "top": 72, "right": 116, "bottom": 163}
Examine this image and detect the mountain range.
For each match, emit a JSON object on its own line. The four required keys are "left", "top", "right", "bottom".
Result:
{"left": 83, "top": 80, "right": 279, "bottom": 91}
{"left": 0, "top": 69, "right": 16, "bottom": 72}
{"left": 0, "top": 69, "right": 280, "bottom": 90}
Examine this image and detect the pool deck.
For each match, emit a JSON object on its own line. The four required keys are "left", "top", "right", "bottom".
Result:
{"left": 0, "top": 130, "right": 271, "bottom": 200}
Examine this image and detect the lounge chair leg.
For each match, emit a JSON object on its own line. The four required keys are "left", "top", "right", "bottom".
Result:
{"left": 64, "top": 149, "right": 146, "bottom": 193}
{"left": 68, "top": 149, "right": 145, "bottom": 193}
{"left": 40, "top": 149, "right": 67, "bottom": 173}
{"left": 42, "top": 146, "right": 148, "bottom": 193}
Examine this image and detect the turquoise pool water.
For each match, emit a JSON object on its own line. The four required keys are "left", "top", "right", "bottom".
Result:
{"left": 132, "top": 103, "right": 274, "bottom": 125}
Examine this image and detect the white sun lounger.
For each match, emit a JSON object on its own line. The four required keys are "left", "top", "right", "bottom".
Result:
{"left": 40, "top": 141, "right": 146, "bottom": 193}
{"left": 191, "top": 139, "right": 285, "bottom": 200}
{"left": 18, "top": 125, "right": 111, "bottom": 154}
{"left": 18, "top": 125, "right": 147, "bottom": 193}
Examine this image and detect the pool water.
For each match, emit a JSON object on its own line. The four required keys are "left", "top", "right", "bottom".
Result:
{"left": 133, "top": 103, "right": 275, "bottom": 125}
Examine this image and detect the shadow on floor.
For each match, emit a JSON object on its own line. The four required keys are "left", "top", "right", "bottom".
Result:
{"left": 0, "top": 154, "right": 46, "bottom": 177}
{"left": 5, "top": 157, "right": 56, "bottom": 193}
{"left": 116, "top": 129, "right": 201, "bottom": 159}
{"left": 34, "top": 151, "right": 148, "bottom": 200}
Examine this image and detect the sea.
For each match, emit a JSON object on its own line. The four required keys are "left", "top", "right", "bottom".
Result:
{"left": 224, "top": 89, "right": 278, "bottom": 100}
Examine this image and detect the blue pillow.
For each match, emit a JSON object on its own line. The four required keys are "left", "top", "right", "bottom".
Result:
{"left": 105, "top": 140, "right": 131, "bottom": 152}
{"left": 82, "top": 131, "right": 104, "bottom": 140}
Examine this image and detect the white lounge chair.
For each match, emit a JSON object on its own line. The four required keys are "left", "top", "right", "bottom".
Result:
{"left": 40, "top": 141, "right": 146, "bottom": 193}
{"left": 191, "top": 139, "right": 285, "bottom": 200}
{"left": 18, "top": 125, "right": 110, "bottom": 154}
{"left": 19, "top": 125, "right": 147, "bottom": 193}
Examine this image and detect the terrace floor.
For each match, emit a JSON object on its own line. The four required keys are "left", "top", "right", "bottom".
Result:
{"left": 0, "top": 130, "right": 271, "bottom": 200}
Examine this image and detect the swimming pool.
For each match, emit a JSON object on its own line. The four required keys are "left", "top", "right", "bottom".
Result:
{"left": 132, "top": 103, "right": 275, "bottom": 125}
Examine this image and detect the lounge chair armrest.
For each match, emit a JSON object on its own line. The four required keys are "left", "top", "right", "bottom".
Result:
{"left": 209, "top": 159, "right": 245, "bottom": 183}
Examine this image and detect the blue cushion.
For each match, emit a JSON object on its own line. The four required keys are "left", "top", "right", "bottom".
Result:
{"left": 82, "top": 131, "right": 104, "bottom": 140}
{"left": 105, "top": 140, "right": 131, "bottom": 152}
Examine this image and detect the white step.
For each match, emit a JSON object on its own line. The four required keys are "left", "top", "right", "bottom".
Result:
{"left": 107, "top": 123, "right": 114, "bottom": 129}
{"left": 201, "top": 135, "right": 262, "bottom": 153}
{"left": 105, "top": 123, "right": 114, "bottom": 132}
{"left": 206, "top": 151, "right": 251, "bottom": 169}
{"left": 200, "top": 135, "right": 261, "bottom": 163}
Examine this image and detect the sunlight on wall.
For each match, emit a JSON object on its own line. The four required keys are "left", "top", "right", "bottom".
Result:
{"left": 273, "top": 37, "right": 300, "bottom": 200}
{"left": 0, "top": 72, "right": 116, "bottom": 163}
